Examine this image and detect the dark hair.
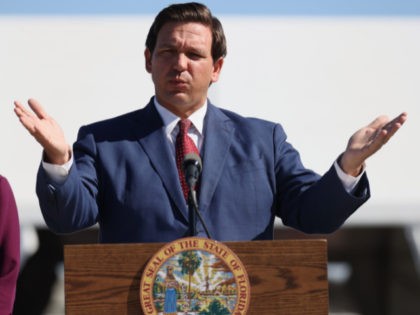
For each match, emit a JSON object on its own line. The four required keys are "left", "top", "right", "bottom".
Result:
{"left": 145, "top": 2, "right": 227, "bottom": 61}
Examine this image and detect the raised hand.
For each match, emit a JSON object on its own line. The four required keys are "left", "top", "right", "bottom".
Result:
{"left": 14, "top": 98, "right": 71, "bottom": 165}
{"left": 339, "top": 112, "right": 408, "bottom": 176}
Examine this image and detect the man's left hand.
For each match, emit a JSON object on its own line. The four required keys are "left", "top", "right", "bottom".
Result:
{"left": 339, "top": 112, "right": 408, "bottom": 176}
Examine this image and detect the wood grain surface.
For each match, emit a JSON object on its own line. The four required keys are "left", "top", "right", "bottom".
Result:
{"left": 64, "top": 239, "right": 328, "bottom": 314}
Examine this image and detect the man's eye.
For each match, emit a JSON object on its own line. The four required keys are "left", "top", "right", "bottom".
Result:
{"left": 188, "top": 53, "right": 202, "bottom": 60}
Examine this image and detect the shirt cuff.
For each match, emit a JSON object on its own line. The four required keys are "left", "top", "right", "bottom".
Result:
{"left": 334, "top": 160, "right": 366, "bottom": 194}
{"left": 42, "top": 154, "right": 73, "bottom": 185}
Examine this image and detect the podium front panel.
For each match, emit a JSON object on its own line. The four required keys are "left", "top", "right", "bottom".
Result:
{"left": 64, "top": 239, "right": 328, "bottom": 314}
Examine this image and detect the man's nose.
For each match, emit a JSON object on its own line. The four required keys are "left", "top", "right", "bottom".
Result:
{"left": 174, "top": 53, "right": 188, "bottom": 71}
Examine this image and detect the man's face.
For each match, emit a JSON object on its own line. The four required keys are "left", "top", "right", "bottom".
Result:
{"left": 145, "top": 22, "right": 223, "bottom": 117}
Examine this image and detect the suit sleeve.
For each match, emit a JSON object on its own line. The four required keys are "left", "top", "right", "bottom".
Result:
{"left": 36, "top": 126, "right": 100, "bottom": 233}
{"left": 273, "top": 124, "right": 370, "bottom": 233}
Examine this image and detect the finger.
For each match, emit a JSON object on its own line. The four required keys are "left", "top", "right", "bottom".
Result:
{"left": 383, "top": 112, "right": 407, "bottom": 130}
{"left": 14, "top": 99, "right": 40, "bottom": 117}
{"left": 394, "top": 112, "right": 408, "bottom": 126}
{"left": 366, "top": 115, "right": 390, "bottom": 130}
{"left": 16, "top": 113, "right": 37, "bottom": 134}
{"left": 14, "top": 100, "right": 36, "bottom": 121}
{"left": 27, "top": 98, "right": 49, "bottom": 119}
{"left": 381, "top": 122, "right": 403, "bottom": 143}
{"left": 368, "top": 112, "right": 407, "bottom": 143}
{"left": 13, "top": 100, "right": 23, "bottom": 108}
{"left": 374, "top": 113, "right": 407, "bottom": 146}
{"left": 381, "top": 112, "right": 407, "bottom": 135}
{"left": 14, "top": 100, "right": 27, "bottom": 115}
{"left": 13, "top": 100, "right": 40, "bottom": 133}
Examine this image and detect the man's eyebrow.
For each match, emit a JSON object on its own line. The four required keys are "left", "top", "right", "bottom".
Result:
{"left": 158, "top": 42, "right": 207, "bottom": 53}
{"left": 157, "top": 41, "right": 176, "bottom": 48}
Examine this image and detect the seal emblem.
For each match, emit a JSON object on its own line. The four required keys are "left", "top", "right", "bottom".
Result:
{"left": 140, "top": 237, "right": 251, "bottom": 314}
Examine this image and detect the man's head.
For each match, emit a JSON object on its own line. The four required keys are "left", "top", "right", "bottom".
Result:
{"left": 146, "top": 2, "right": 227, "bottom": 62}
{"left": 144, "top": 2, "right": 226, "bottom": 117}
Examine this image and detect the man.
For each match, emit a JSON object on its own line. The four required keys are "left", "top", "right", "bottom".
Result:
{"left": 14, "top": 2, "right": 407, "bottom": 243}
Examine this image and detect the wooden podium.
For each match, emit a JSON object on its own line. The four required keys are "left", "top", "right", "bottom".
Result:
{"left": 64, "top": 239, "right": 328, "bottom": 314}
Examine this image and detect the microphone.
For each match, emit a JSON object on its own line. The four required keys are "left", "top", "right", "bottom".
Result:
{"left": 182, "top": 153, "right": 202, "bottom": 190}
{"left": 182, "top": 153, "right": 212, "bottom": 239}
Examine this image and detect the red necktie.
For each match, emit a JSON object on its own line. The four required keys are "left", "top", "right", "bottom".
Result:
{"left": 176, "top": 119, "right": 200, "bottom": 200}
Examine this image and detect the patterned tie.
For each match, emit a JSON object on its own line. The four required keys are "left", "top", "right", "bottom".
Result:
{"left": 176, "top": 119, "right": 200, "bottom": 200}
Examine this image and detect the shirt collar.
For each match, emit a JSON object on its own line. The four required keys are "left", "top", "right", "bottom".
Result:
{"left": 153, "top": 97, "right": 207, "bottom": 136}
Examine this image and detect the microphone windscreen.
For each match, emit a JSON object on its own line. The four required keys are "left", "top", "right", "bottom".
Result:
{"left": 183, "top": 153, "right": 202, "bottom": 173}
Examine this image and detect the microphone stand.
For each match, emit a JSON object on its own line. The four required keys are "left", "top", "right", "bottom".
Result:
{"left": 183, "top": 153, "right": 212, "bottom": 239}
{"left": 188, "top": 188, "right": 212, "bottom": 239}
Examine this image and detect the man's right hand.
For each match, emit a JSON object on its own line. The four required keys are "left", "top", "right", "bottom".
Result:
{"left": 14, "top": 98, "right": 71, "bottom": 165}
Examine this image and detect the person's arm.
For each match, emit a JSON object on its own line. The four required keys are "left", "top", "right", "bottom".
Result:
{"left": 0, "top": 176, "right": 20, "bottom": 314}
{"left": 278, "top": 112, "right": 406, "bottom": 233}
{"left": 15, "top": 98, "right": 98, "bottom": 233}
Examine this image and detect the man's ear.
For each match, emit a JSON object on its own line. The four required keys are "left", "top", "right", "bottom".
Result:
{"left": 210, "top": 57, "right": 224, "bottom": 83}
{"left": 144, "top": 48, "right": 152, "bottom": 73}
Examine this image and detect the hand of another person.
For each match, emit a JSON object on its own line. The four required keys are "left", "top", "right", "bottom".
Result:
{"left": 14, "top": 98, "right": 71, "bottom": 165}
{"left": 339, "top": 112, "right": 408, "bottom": 176}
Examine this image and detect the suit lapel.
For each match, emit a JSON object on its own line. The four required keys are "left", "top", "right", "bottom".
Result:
{"left": 131, "top": 101, "right": 188, "bottom": 220}
{"left": 128, "top": 101, "right": 234, "bottom": 222}
{"left": 199, "top": 104, "right": 234, "bottom": 214}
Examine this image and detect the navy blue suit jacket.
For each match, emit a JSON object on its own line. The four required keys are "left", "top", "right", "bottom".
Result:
{"left": 36, "top": 100, "right": 370, "bottom": 243}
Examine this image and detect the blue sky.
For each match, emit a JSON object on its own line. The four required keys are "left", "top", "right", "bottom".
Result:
{"left": 1, "top": 0, "right": 420, "bottom": 15}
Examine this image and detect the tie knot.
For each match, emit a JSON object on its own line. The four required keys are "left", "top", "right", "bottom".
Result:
{"left": 178, "top": 119, "right": 192, "bottom": 135}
